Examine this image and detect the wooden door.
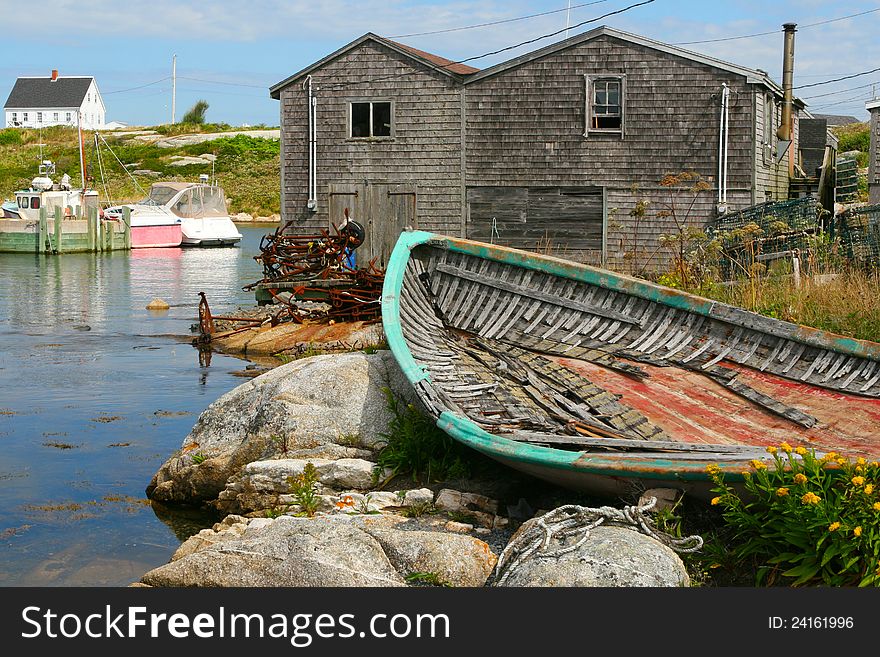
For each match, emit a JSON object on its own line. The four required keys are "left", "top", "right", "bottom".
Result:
{"left": 327, "top": 182, "right": 417, "bottom": 268}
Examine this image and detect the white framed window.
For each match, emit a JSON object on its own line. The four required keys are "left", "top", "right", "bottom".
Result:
{"left": 37, "top": 112, "right": 42, "bottom": 123}
{"left": 53, "top": 112, "right": 58, "bottom": 122}
{"left": 11, "top": 112, "right": 16, "bottom": 123}
{"left": 585, "top": 74, "right": 625, "bottom": 136}
{"left": 349, "top": 100, "right": 393, "bottom": 138}
{"left": 23, "top": 112, "right": 28, "bottom": 122}
{"left": 66, "top": 112, "right": 71, "bottom": 122}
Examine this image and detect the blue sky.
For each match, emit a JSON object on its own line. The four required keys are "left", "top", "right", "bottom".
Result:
{"left": 1, "top": 0, "right": 877, "bottom": 126}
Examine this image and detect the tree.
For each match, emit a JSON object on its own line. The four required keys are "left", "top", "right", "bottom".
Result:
{"left": 182, "top": 100, "right": 209, "bottom": 124}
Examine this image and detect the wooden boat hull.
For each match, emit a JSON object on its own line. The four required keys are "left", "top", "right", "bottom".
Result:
{"left": 382, "top": 231, "right": 880, "bottom": 499}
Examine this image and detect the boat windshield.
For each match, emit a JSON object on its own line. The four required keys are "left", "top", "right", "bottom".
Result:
{"left": 168, "top": 186, "right": 228, "bottom": 218}
{"left": 147, "top": 184, "right": 180, "bottom": 207}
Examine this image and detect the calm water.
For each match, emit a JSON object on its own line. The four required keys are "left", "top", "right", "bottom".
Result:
{"left": 0, "top": 224, "right": 276, "bottom": 586}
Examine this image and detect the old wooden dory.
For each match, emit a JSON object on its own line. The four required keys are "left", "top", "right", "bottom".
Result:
{"left": 381, "top": 231, "right": 880, "bottom": 499}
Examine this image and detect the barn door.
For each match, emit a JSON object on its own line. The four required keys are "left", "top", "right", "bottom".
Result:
{"left": 368, "top": 183, "right": 416, "bottom": 267}
{"left": 327, "top": 181, "right": 417, "bottom": 268}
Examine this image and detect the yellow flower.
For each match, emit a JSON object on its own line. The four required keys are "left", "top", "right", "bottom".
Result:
{"left": 801, "top": 492, "right": 821, "bottom": 505}
{"left": 795, "top": 446, "right": 807, "bottom": 455}
{"left": 710, "top": 496, "right": 722, "bottom": 506}
{"left": 776, "top": 487, "right": 789, "bottom": 497}
{"left": 873, "top": 502, "right": 880, "bottom": 512}
{"left": 828, "top": 522, "right": 841, "bottom": 532}
{"left": 852, "top": 476, "right": 865, "bottom": 486}
{"left": 821, "top": 452, "right": 838, "bottom": 463}
{"left": 836, "top": 457, "right": 847, "bottom": 465}
{"left": 854, "top": 526, "right": 862, "bottom": 537}
{"left": 857, "top": 457, "right": 867, "bottom": 466}
{"left": 750, "top": 459, "right": 767, "bottom": 471}
{"left": 793, "top": 473, "right": 808, "bottom": 485}
{"left": 856, "top": 465, "right": 865, "bottom": 473}
{"left": 705, "top": 464, "right": 721, "bottom": 475}
{"left": 742, "top": 471, "right": 751, "bottom": 477}
{"left": 865, "top": 484, "right": 875, "bottom": 495}
{"left": 766, "top": 446, "right": 778, "bottom": 455}
{"left": 780, "top": 442, "right": 793, "bottom": 453}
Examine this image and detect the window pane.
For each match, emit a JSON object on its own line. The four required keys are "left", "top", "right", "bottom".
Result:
{"left": 32, "top": 197, "right": 40, "bottom": 209}
{"left": 372, "top": 102, "right": 391, "bottom": 137}
{"left": 351, "top": 103, "right": 370, "bottom": 137}
{"left": 595, "top": 89, "right": 607, "bottom": 105}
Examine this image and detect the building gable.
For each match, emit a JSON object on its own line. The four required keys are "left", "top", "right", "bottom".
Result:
{"left": 270, "top": 33, "right": 478, "bottom": 99}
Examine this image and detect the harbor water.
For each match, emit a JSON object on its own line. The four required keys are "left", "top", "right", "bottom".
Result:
{"left": 0, "top": 224, "right": 275, "bottom": 586}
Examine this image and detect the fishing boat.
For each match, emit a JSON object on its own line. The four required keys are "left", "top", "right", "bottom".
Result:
{"left": 104, "top": 178, "right": 241, "bottom": 248}
{"left": 382, "top": 230, "right": 880, "bottom": 499}
{"left": 4, "top": 161, "right": 99, "bottom": 222}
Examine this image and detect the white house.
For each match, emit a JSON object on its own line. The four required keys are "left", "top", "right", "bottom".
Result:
{"left": 3, "top": 70, "right": 105, "bottom": 129}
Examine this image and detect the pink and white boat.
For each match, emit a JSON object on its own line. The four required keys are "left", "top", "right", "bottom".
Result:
{"left": 102, "top": 202, "right": 182, "bottom": 248}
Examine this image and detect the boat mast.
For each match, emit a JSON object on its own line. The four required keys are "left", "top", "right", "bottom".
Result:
{"left": 77, "top": 110, "right": 86, "bottom": 189}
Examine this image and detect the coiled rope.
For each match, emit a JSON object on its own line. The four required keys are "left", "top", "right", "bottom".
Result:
{"left": 494, "top": 497, "right": 704, "bottom": 585}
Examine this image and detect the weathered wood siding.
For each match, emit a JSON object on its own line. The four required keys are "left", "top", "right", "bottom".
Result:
{"left": 466, "top": 185, "right": 604, "bottom": 262}
{"left": 464, "top": 34, "right": 760, "bottom": 271}
{"left": 753, "top": 90, "right": 791, "bottom": 201}
{"left": 278, "top": 40, "right": 464, "bottom": 251}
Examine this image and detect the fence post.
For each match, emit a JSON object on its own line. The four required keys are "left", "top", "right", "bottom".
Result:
{"left": 54, "top": 207, "right": 63, "bottom": 254}
{"left": 123, "top": 206, "right": 132, "bottom": 250}
{"left": 39, "top": 206, "right": 48, "bottom": 253}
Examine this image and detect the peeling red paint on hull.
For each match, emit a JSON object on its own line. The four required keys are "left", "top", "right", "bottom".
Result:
{"left": 555, "top": 356, "right": 880, "bottom": 458}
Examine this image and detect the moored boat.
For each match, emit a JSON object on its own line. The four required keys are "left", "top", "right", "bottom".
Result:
{"left": 382, "top": 231, "right": 880, "bottom": 500}
{"left": 102, "top": 204, "right": 182, "bottom": 248}
{"left": 105, "top": 180, "right": 241, "bottom": 248}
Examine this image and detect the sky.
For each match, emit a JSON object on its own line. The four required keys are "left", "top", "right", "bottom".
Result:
{"left": 1, "top": 0, "right": 878, "bottom": 127}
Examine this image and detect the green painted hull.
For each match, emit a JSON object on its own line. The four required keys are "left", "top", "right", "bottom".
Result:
{"left": 381, "top": 230, "right": 880, "bottom": 499}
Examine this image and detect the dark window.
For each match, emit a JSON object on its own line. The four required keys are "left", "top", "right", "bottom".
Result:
{"left": 31, "top": 197, "right": 40, "bottom": 209}
{"left": 591, "top": 78, "right": 621, "bottom": 130}
{"left": 350, "top": 101, "right": 392, "bottom": 138}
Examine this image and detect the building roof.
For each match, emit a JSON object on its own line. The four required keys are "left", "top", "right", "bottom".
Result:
{"left": 4, "top": 76, "right": 95, "bottom": 109}
{"left": 270, "top": 25, "right": 802, "bottom": 105}
{"left": 270, "top": 33, "right": 479, "bottom": 98}
{"left": 812, "top": 113, "right": 863, "bottom": 126}
{"left": 385, "top": 40, "right": 479, "bottom": 76}
{"left": 464, "top": 26, "right": 792, "bottom": 101}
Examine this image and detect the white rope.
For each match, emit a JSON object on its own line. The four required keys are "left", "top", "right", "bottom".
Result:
{"left": 494, "top": 497, "right": 703, "bottom": 585}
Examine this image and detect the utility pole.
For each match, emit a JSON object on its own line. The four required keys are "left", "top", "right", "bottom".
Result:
{"left": 171, "top": 54, "right": 177, "bottom": 124}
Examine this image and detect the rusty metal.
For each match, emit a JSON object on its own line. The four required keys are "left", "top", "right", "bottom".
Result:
{"left": 197, "top": 291, "right": 214, "bottom": 343}
{"left": 245, "top": 215, "right": 385, "bottom": 324}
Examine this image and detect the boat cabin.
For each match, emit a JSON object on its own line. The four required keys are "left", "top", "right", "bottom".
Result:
{"left": 147, "top": 182, "right": 229, "bottom": 219}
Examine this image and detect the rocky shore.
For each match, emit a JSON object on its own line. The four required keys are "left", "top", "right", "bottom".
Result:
{"left": 141, "top": 350, "right": 693, "bottom": 587}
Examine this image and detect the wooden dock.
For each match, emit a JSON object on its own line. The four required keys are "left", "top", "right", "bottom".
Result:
{"left": 0, "top": 206, "right": 130, "bottom": 254}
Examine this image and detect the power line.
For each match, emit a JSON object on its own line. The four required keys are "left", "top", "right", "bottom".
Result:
{"left": 456, "top": 0, "right": 657, "bottom": 65}
{"left": 104, "top": 77, "right": 170, "bottom": 95}
{"left": 177, "top": 76, "right": 270, "bottom": 89}
{"left": 675, "top": 6, "right": 880, "bottom": 46}
{"left": 320, "top": 0, "right": 657, "bottom": 91}
{"left": 795, "top": 65, "right": 880, "bottom": 90}
{"left": 802, "top": 80, "right": 880, "bottom": 100}
{"left": 388, "top": 0, "right": 612, "bottom": 38}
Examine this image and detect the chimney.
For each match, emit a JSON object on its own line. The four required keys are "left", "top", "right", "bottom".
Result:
{"left": 777, "top": 23, "right": 796, "bottom": 142}
{"left": 51, "top": 69, "right": 58, "bottom": 81}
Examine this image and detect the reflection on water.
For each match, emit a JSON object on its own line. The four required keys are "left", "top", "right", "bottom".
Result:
{"left": 0, "top": 225, "right": 276, "bottom": 586}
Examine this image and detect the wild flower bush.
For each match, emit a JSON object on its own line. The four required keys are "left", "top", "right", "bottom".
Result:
{"left": 287, "top": 462, "right": 320, "bottom": 517}
{"left": 707, "top": 445, "right": 880, "bottom": 586}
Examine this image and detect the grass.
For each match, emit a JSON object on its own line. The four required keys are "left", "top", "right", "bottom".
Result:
{"left": 708, "top": 270, "right": 880, "bottom": 343}
{"left": 404, "top": 571, "right": 453, "bottom": 587}
{"left": 375, "top": 387, "right": 474, "bottom": 484}
{"left": 0, "top": 124, "right": 280, "bottom": 216}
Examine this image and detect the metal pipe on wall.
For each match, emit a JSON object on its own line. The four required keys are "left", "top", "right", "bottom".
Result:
{"left": 778, "top": 23, "right": 796, "bottom": 142}
{"left": 305, "top": 75, "right": 317, "bottom": 211}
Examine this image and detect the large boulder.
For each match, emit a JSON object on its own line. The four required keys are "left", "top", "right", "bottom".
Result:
{"left": 146, "top": 352, "right": 412, "bottom": 505}
{"left": 494, "top": 524, "right": 690, "bottom": 587}
{"left": 140, "top": 514, "right": 498, "bottom": 588}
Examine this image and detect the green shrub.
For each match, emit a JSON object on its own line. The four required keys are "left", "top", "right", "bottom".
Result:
{"left": 181, "top": 100, "right": 209, "bottom": 125}
{"left": 707, "top": 445, "right": 880, "bottom": 586}
{"left": 376, "top": 387, "right": 472, "bottom": 483}
{"left": 0, "top": 129, "right": 22, "bottom": 145}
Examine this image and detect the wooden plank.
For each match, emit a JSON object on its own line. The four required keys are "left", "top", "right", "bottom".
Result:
{"left": 435, "top": 262, "right": 639, "bottom": 324}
